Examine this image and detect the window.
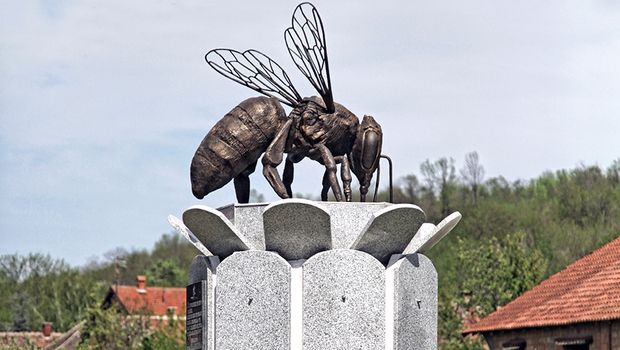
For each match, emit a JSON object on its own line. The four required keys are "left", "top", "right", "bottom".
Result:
{"left": 555, "top": 335, "right": 592, "bottom": 350}
{"left": 502, "top": 338, "right": 526, "bottom": 350}
{"left": 563, "top": 345, "right": 589, "bottom": 350}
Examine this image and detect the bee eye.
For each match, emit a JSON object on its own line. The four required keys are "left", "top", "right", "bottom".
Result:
{"left": 362, "top": 131, "right": 380, "bottom": 170}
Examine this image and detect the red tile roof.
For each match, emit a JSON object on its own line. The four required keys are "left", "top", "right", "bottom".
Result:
{"left": 110, "top": 285, "right": 186, "bottom": 316}
{"left": 463, "top": 234, "right": 620, "bottom": 334}
{"left": 0, "top": 332, "right": 63, "bottom": 349}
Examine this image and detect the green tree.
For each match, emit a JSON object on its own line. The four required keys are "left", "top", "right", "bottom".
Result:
{"left": 78, "top": 305, "right": 148, "bottom": 350}
{"left": 439, "top": 232, "right": 548, "bottom": 349}
{"left": 151, "top": 234, "right": 196, "bottom": 274}
{"left": 84, "top": 233, "right": 197, "bottom": 287}
{"left": 146, "top": 259, "right": 186, "bottom": 288}
{"left": 421, "top": 157, "right": 457, "bottom": 217}
{"left": 0, "top": 254, "right": 100, "bottom": 332}
{"left": 397, "top": 174, "right": 421, "bottom": 203}
{"left": 141, "top": 311, "right": 184, "bottom": 350}
{"left": 607, "top": 159, "right": 620, "bottom": 184}
{"left": 0, "top": 269, "right": 15, "bottom": 331}
{"left": 78, "top": 306, "right": 184, "bottom": 350}
{"left": 10, "top": 289, "right": 29, "bottom": 331}
{"left": 460, "top": 152, "right": 484, "bottom": 205}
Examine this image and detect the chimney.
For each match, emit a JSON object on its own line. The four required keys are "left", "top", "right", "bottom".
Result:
{"left": 42, "top": 322, "right": 52, "bottom": 337}
{"left": 136, "top": 275, "right": 146, "bottom": 293}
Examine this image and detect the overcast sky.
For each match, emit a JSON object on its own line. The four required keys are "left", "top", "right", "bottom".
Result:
{"left": 1, "top": 0, "right": 619, "bottom": 265}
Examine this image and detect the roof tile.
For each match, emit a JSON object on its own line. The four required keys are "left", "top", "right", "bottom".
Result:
{"left": 463, "top": 233, "right": 620, "bottom": 333}
{"left": 114, "top": 285, "right": 186, "bottom": 316}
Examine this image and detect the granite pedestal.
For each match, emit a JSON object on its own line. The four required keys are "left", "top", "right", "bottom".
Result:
{"left": 170, "top": 200, "right": 461, "bottom": 350}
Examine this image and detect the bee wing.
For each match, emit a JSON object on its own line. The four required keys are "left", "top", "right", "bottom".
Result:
{"left": 206, "top": 48, "right": 303, "bottom": 108}
{"left": 285, "top": 2, "right": 335, "bottom": 113}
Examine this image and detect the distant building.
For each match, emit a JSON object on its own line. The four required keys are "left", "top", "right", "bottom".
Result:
{"left": 0, "top": 323, "right": 63, "bottom": 349}
{"left": 463, "top": 235, "right": 620, "bottom": 349}
{"left": 102, "top": 275, "right": 186, "bottom": 326}
{"left": 0, "top": 276, "right": 186, "bottom": 349}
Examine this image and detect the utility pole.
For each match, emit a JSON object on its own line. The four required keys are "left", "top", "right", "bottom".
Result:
{"left": 114, "top": 257, "right": 126, "bottom": 291}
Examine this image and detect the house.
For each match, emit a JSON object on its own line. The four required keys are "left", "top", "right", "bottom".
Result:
{"left": 0, "top": 323, "right": 63, "bottom": 349}
{"left": 102, "top": 275, "right": 186, "bottom": 326}
{"left": 463, "top": 234, "right": 620, "bottom": 349}
{"left": 37, "top": 276, "right": 186, "bottom": 348}
{"left": 43, "top": 322, "right": 83, "bottom": 350}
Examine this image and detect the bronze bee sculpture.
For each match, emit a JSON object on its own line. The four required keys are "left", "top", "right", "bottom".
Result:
{"left": 191, "top": 2, "right": 383, "bottom": 203}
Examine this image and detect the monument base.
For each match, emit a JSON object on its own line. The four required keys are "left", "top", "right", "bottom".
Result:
{"left": 169, "top": 200, "right": 460, "bottom": 350}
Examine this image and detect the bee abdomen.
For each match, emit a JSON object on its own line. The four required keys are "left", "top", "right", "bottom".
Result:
{"left": 191, "top": 97, "right": 287, "bottom": 199}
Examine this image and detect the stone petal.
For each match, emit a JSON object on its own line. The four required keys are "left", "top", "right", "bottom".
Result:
{"left": 415, "top": 211, "right": 462, "bottom": 254}
{"left": 351, "top": 204, "right": 426, "bottom": 264}
{"left": 183, "top": 205, "right": 254, "bottom": 259}
{"left": 263, "top": 199, "right": 331, "bottom": 260}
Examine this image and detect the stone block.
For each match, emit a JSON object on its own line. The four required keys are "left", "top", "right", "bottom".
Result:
{"left": 303, "top": 249, "right": 385, "bottom": 350}
{"left": 351, "top": 204, "right": 425, "bottom": 264}
{"left": 183, "top": 205, "right": 254, "bottom": 259}
{"left": 218, "top": 202, "right": 393, "bottom": 251}
{"left": 177, "top": 201, "right": 443, "bottom": 349}
{"left": 289, "top": 259, "right": 304, "bottom": 350}
{"left": 215, "top": 250, "right": 291, "bottom": 350}
{"left": 386, "top": 254, "right": 438, "bottom": 350}
{"left": 218, "top": 203, "right": 267, "bottom": 250}
{"left": 320, "top": 202, "right": 392, "bottom": 249}
{"left": 187, "top": 255, "right": 219, "bottom": 350}
{"left": 188, "top": 255, "right": 220, "bottom": 285}
{"left": 263, "top": 199, "right": 331, "bottom": 260}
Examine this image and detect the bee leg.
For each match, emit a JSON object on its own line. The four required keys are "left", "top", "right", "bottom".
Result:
{"left": 321, "top": 170, "right": 330, "bottom": 201}
{"left": 233, "top": 161, "right": 257, "bottom": 203}
{"left": 262, "top": 119, "right": 293, "bottom": 199}
{"left": 323, "top": 156, "right": 351, "bottom": 201}
{"left": 283, "top": 153, "right": 304, "bottom": 198}
{"left": 283, "top": 157, "right": 294, "bottom": 198}
{"left": 336, "top": 155, "right": 353, "bottom": 202}
{"left": 315, "top": 144, "right": 344, "bottom": 201}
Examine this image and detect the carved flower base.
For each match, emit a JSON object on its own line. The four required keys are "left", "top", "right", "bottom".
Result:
{"left": 170, "top": 200, "right": 461, "bottom": 350}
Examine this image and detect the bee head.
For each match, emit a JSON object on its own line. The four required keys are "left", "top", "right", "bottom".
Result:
{"left": 350, "top": 115, "right": 382, "bottom": 202}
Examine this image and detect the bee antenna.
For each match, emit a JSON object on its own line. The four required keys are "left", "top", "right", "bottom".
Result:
{"left": 376, "top": 155, "right": 394, "bottom": 203}
{"left": 373, "top": 162, "right": 380, "bottom": 202}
